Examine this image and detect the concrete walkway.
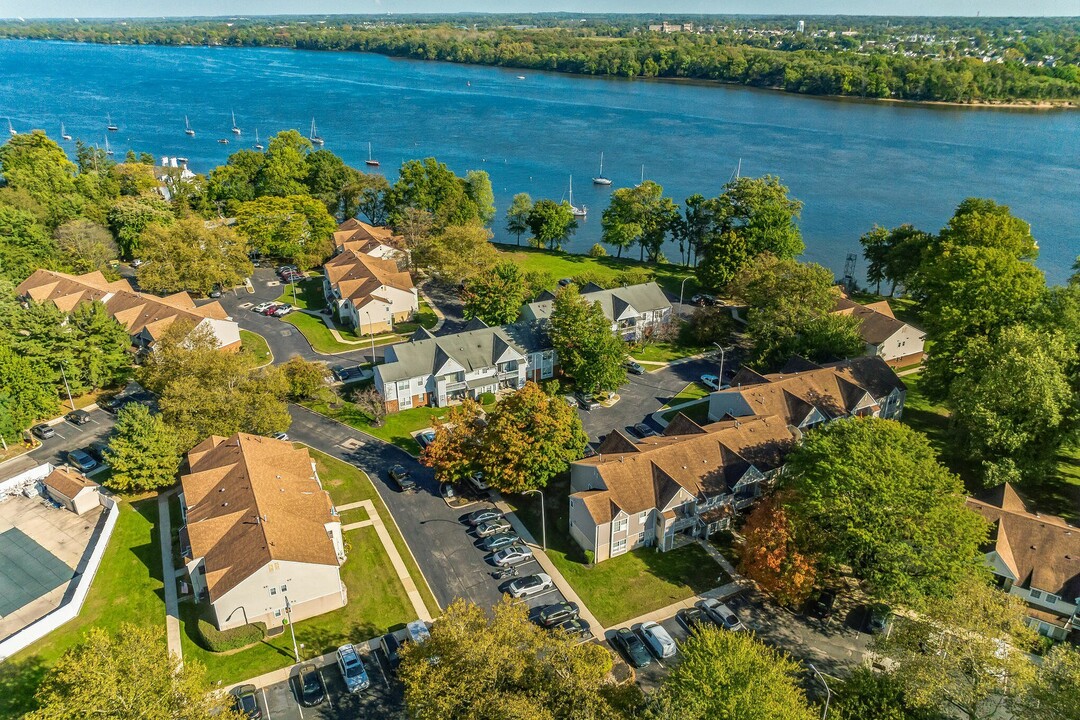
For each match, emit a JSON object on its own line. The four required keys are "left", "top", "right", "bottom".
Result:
{"left": 156, "top": 489, "right": 183, "bottom": 663}
{"left": 417, "top": 288, "right": 446, "bottom": 333}
{"left": 337, "top": 499, "right": 433, "bottom": 623}
{"left": 492, "top": 495, "right": 606, "bottom": 635}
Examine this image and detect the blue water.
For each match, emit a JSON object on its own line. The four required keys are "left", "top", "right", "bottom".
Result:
{"left": 2, "top": 39, "right": 1077, "bottom": 284}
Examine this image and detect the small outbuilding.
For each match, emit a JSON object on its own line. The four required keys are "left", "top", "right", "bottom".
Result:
{"left": 42, "top": 467, "right": 101, "bottom": 516}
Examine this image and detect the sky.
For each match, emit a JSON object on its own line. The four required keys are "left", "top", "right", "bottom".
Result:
{"left": 0, "top": 0, "right": 1076, "bottom": 19}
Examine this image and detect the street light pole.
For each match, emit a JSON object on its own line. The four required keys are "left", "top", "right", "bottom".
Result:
{"left": 59, "top": 364, "right": 75, "bottom": 411}
{"left": 678, "top": 276, "right": 691, "bottom": 311}
{"left": 809, "top": 664, "right": 831, "bottom": 720}
{"left": 364, "top": 311, "right": 376, "bottom": 361}
{"left": 524, "top": 489, "right": 546, "bottom": 551}
{"left": 284, "top": 595, "right": 300, "bottom": 663}
{"left": 712, "top": 342, "right": 727, "bottom": 382}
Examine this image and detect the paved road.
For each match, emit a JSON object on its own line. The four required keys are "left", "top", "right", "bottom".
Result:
{"left": 26, "top": 407, "right": 116, "bottom": 468}
{"left": 287, "top": 405, "right": 570, "bottom": 619}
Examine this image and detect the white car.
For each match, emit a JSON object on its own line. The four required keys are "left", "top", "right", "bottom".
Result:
{"left": 700, "top": 374, "right": 720, "bottom": 391}
{"left": 252, "top": 302, "right": 274, "bottom": 313}
{"left": 697, "top": 598, "right": 746, "bottom": 632}
{"left": 272, "top": 304, "right": 293, "bottom": 317}
{"left": 406, "top": 619, "right": 431, "bottom": 644}
{"left": 507, "top": 573, "right": 553, "bottom": 598}
{"left": 468, "top": 471, "right": 490, "bottom": 492}
{"left": 638, "top": 621, "right": 678, "bottom": 659}
{"left": 492, "top": 544, "right": 533, "bottom": 566}
{"left": 336, "top": 644, "right": 370, "bottom": 693}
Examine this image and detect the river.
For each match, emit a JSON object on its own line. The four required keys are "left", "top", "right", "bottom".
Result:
{"left": 1, "top": 39, "right": 1076, "bottom": 284}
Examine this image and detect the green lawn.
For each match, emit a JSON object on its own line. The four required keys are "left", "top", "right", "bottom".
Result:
{"left": 239, "top": 330, "right": 272, "bottom": 366}
{"left": 1, "top": 499, "right": 165, "bottom": 719}
{"left": 274, "top": 277, "right": 327, "bottom": 310}
{"left": 630, "top": 341, "right": 707, "bottom": 364}
{"left": 494, "top": 243, "right": 697, "bottom": 296}
{"left": 660, "top": 399, "right": 711, "bottom": 425}
{"left": 662, "top": 383, "right": 711, "bottom": 407}
{"left": 179, "top": 451, "right": 437, "bottom": 686}
{"left": 283, "top": 312, "right": 367, "bottom": 354}
{"left": 394, "top": 299, "right": 440, "bottom": 334}
{"left": 303, "top": 394, "right": 456, "bottom": 454}
{"left": 507, "top": 481, "right": 725, "bottom": 627}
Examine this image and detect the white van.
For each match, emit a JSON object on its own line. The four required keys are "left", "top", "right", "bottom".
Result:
{"left": 639, "top": 621, "right": 678, "bottom": 659}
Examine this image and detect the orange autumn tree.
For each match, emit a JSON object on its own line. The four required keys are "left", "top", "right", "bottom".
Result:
{"left": 739, "top": 491, "right": 819, "bottom": 607}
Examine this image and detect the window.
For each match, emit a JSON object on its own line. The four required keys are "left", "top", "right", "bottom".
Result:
{"left": 637, "top": 531, "right": 645, "bottom": 543}
{"left": 273, "top": 609, "right": 282, "bottom": 618}
{"left": 280, "top": 584, "right": 288, "bottom": 593}
{"left": 1045, "top": 593, "right": 1060, "bottom": 604}
{"left": 613, "top": 517, "right": 628, "bottom": 534}
{"left": 638, "top": 511, "right": 649, "bottom": 524}
{"left": 1030, "top": 589, "right": 1043, "bottom": 600}
{"left": 269, "top": 587, "right": 277, "bottom": 596}
{"left": 612, "top": 538, "right": 627, "bottom": 556}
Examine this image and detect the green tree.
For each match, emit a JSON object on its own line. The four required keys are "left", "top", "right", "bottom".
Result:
{"left": 464, "top": 169, "right": 496, "bottom": 224}
{"left": 386, "top": 157, "right": 484, "bottom": 229}
{"left": 462, "top": 260, "right": 532, "bottom": 325}
{"left": 355, "top": 172, "right": 390, "bottom": 225}
{"left": 0, "top": 344, "right": 58, "bottom": 442}
{"left": 421, "top": 399, "right": 483, "bottom": 485}
{"left": 66, "top": 300, "right": 132, "bottom": 391}
{"left": 302, "top": 148, "right": 351, "bottom": 214}
{"left": 104, "top": 404, "right": 180, "bottom": 492}
{"left": 400, "top": 597, "right": 620, "bottom": 720}
{"left": 415, "top": 223, "right": 498, "bottom": 283}
{"left": 136, "top": 217, "right": 252, "bottom": 296}
{"left": 27, "top": 624, "right": 243, "bottom": 720}
{"left": 505, "top": 192, "right": 533, "bottom": 245}
{"left": 833, "top": 667, "right": 945, "bottom": 720}
{"left": 206, "top": 149, "right": 264, "bottom": 210}
{"left": 1012, "top": 644, "right": 1080, "bottom": 720}
{"left": 0, "top": 204, "right": 55, "bottom": 282}
{"left": 786, "top": 418, "right": 990, "bottom": 604}
{"left": 858, "top": 224, "right": 934, "bottom": 296}
{"left": 526, "top": 199, "right": 578, "bottom": 251}
{"left": 257, "top": 129, "right": 312, "bottom": 197}
{"left": 548, "top": 285, "right": 627, "bottom": 394}
{"left": 234, "top": 194, "right": 335, "bottom": 269}
{"left": 654, "top": 625, "right": 817, "bottom": 720}
{"left": 600, "top": 180, "right": 677, "bottom": 261}
{"left": 715, "top": 175, "right": 804, "bottom": 260}
{"left": 949, "top": 325, "right": 1078, "bottom": 485}
{"left": 54, "top": 219, "right": 118, "bottom": 275}
{"left": 0, "top": 131, "right": 79, "bottom": 219}
{"left": 672, "top": 193, "right": 719, "bottom": 267}
{"left": 280, "top": 356, "right": 330, "bottom": 400}
{"left": 938, "top": 197, "right": 1039, "bottom": 261}
{"left": 874, "top": 576, "right": 1038, "bottom": 720}
{"left": 478, "top": 382, "right": 587, "bottom": 493}
{"left": 106, "top": 194, "right": 174, "bottom": 258}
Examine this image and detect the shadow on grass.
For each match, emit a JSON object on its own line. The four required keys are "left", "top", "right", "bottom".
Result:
{"left": 131, "top": 498, "right": 167, "bottom": 604}
{"left": 0, "top": 655, "right": 46, "bottom": 718}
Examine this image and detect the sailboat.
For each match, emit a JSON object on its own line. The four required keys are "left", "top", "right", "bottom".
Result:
{"left": 217, "top": 138, "right": 230, "bottom": 145}
{"left": 253, "top": 129, "right": 264, "bottom": 151}
{"left": 60, "top": 122, "right": 72, "bottom": 141}
{"left": 106, "top": 113, "right": 118, "bottom": 132}
{"left": 635, "top": 164, "right": 646, "bottom": 187}
{"left": 568, "top": 176, "right": 586, "bottom": 217}
{"left": 104, "top": 137, "right": 114, "bottom": 156}
{"left": 231, "top": 110, "right": 241, "bottom": 135}
{"left": 7, "top": 119, "right": 16, "bottom": 137}
{"left": 184, "top": 116, "right": 195, "bottom": 137}
{"left": 365, "top": 142, "right": 380, "bottom": 167}
{"left": 309, "top": 118, "right": 324, "bottom": 146}
{"left": 592, "top": 152, "right": 612, "bottom": 186}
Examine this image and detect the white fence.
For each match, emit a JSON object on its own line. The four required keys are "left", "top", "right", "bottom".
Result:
{"left": 0, "top": 494, "right": 120, "bottom": 661}
{"left": 0, "top": 461, "right": 52, "bottom": 500}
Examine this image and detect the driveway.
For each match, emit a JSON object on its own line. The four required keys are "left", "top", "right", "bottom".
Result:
{"left": 27, "top": 407, "right": 116, "bottom": 469}
{"left": 287, "top": 405, "right": 571, "bottom": 620}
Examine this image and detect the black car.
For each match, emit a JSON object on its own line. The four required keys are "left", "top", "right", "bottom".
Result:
{"left": 87, "top": 441, "right": 111, "bottom": 463}
{"left": 467, "top": 508, "right": 503, "bottom": 526}
{"left": 557, "top": 617, "right": 591, "bottom": 638}
{"left": 611, "top": 627, "right": 652, "bottom": 668}
{"left": 98, "top": 396, "right": 126, "bottom": 414}
{"left": 806, "top": 589, "right": 837, "bottom": 620}
{"left": 209, "top": 284, "right": 223, "bottom": 298}
{"left": 537, "top": 602, "right": 579, "bottom": 628}
{"left": 296, "top": 664, "right": 325, "bottom": 707}
{"left": 388, "top": 465, "right": 417, "bottom": 493}
{"left": 381, "top": 632, "right": 402, "bottom": 671}
{"left": 690, "top": 293, "right": 717, "bottom": 306}
{"left": 676, "top": 606, "right": 709, "bottom": 634}
{"left": 628, "top": 423, "right": 657, "bottom": 439}
{"left": 233, "top": 684, "right": 262, "bottom": 719}
{"left": 624, "top": 360, "right": 645, "bottom": 375}
{"left": 31, "top": 423, "right": 56, "bottom": 440}
{"left": 66, "top": 409, "right": 91, "bottom": 426}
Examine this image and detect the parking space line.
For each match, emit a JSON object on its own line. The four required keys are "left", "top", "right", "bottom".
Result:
{"left": 261, "top": 688, "right": 273, "bottom": 720}
{"left": 321, "top": 670, "right": 333, "bottom": 709}
{"left": 370, "top": 650, "right": 391, "bottom": 690}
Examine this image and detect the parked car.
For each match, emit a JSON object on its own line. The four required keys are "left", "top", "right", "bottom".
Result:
{"left": 676, "top": 606, "right": 709, "bottom": 634}
{"left": 67, "top": 449, "right": 98, "bottom": 473}
{"left": 481, "top": 532, "right": 521, "bottom": 552}
{"left": 331, "top": 365, "right": 370, "bottom": 384}
{"left": 98, "top": 396, "right": 126, "bottom": 414}
{"left": 406, "top": 619, "right": 431, "bottom": 644}
{"left": 209, "top": 284, "right": 223, "bottom": 298}
{"left": 251, "top": 302, "right": 275, "bottom": 313}
{"left": 31, "top": 423, "right": 56, "bottom": 440}
{"left": 697, "top": 598, "right": 746, "bottom": 631}
{"left": 507, "top": 573, "right": 553, "bottom": 598}
{"left": 416, "top": 430, "right": 436, "bottom": 449}
{"left": 611, "top": 627, "right": 652, "bottom": 668}
{"left": 557, "top": 617, "right": 591, "bottom": 638}
{"left": 277, "top": 265, "right": 298, "bottom": 277}
{"left": 639, "top": 621, "right": 678, "bottom": 659}
{"left": 336, "top": 644, "right": 370, "bottom": 693}
{"left": 629, "top": 423, "right": 657, "bottom": 439}
{"left": 467, "top": 508, "right": 503, "bottom": 526}
{"left": 271, "top": 304, "right": 293, "bottom": 317}
{"left": 492, "top": 544, "right": 533, "bottom": 566}
{"left": 690, "top": 293, "right": 716, "bottom": 306}
{"left": 700, "top": 374, "right": 721, "bottom": 391}
{"left": 388, "top": 465, "right": 417, "bottom": 493}
{"left": 381, "top": 632, "right": 401, "bottom": 671}
{"left": 575, "top": 393, "right": 601, "bottom": 411}
{"left": 476, "top": 517, "right": 513, "bottom": 538}
{"left": 581, "top": 445, "right": 597, "bottom": 459}
{"left": 66, "top": 409, "right": 91, "bottom": 426}
{"left": 866, "top": 603, "right": 893, "bottom": 634}
{"left": 131, "top": 258, "right": 143, "bottom": 268}
{"left": 557, "top": 277, "right": 573, "bottom": 287}
{"left": 232, "top": 684, "right": 262, "bottom": 719}
{"left": 271, "top": 432, "right": 289, "bottom": 441}
{"left": 806, "top": 589, "right": 837, "bottom": 620}
{"left": 467, "top": 471, "right": 490, "bottom": 492}
{"left": 296, "top": 664, "right": 326, "bottom": 707}
{"left": 537, "top": 602, "right": 579, "bottom": 627}
{"left": 624, "top": 360, "right": 645, "bottom": 375}
{"left": 261, "top": 304, "right": 281, "bottom": 316}
{"left": 87, "top": 441, "right": 110, "bottom": 463}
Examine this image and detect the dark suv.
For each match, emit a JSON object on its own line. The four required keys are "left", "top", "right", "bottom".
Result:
{"left": 537, "top": 602, "right": 579, "bottom": 628}
{"left": 388, "top": 465, "right": 417, "bottom": 493}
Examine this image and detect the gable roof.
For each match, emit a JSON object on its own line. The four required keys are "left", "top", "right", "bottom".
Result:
{"left": 572, "top": 415, "right": 798, "bottom": 525}
{"left": 523, "top": 282, "right": 671, "bottom": 323}
{"left": 966, "top": 484, "right": 1080, "bottom": 600}
{"left": 333, "top": 218, "right": 401, "bottom": 249}
{"left": 181, "top": 433, "right": 339, "bottom": 602}
{"left": 833, "top": 295, "right": 924, "bottom": 346}
{"left": 324, "top": 250, "right": 414, "bottom": 308}
{"left": 43, "top": 466, "right": 99, "bottom": 499}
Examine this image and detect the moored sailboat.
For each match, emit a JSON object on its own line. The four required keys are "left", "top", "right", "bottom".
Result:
{"left": 309, "top": 118, "right": 324, "bottom": 146}
{"left": 253, "top": 129, "right": 264, "bottom": 151}
{"left": 365, "top": 142, "right": 380, "bottom": 167}
{"left": 231, "top": 110, "right": 241, "bottom": 135}
{"left": 106, "top": 113, "right": 118, "bottom": 132}
{"left": 184, "top": 116, "right": 195, "bottom": 137}
{"left": 569, "top": 175, "right": 586, "bottom": 217}
{"left": 60, "top": 122, "right": 72, "bottom": 140}
{"left": 592, "top": 152, "right": 612, "bottom": 186}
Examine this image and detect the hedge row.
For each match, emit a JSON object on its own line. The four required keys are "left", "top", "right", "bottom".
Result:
{"left": 195, "top": 617, "right": 267, "bottom": 653}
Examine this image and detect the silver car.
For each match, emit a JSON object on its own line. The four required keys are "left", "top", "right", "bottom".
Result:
{"left": 492, "top": 544, "right": 533, "bottom": 566}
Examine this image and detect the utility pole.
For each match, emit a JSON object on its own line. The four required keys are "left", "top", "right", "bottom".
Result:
{"left": 59, "top": 364, "right": 75, "bottom": 411}
{"left": 284, "top": 595, "right": 299, "bottom": 663}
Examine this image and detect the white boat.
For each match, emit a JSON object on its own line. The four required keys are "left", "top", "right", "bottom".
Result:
{"left": 253, "top": 128, "right": 263, "bottom": 151}
{"left": 217, "top": 138, "right": 230, "bottom": 145}
{"left": 184, "top": 116, "right": 195, "bottom": 137}
{"left": 104, "top": 136, "right": 114, "bottom": 156}
{"left": 231, "top": 110, "right": 241, "bottom": 135}
{"left": 309, "top": 118, "right": 324, "bottom": 146}
{"left": 365, "top": 142, "right": 379, "bottom": 167}
{"left": 569, "top": 176, "right": 586, "bottom": 217}
{"left": 592, "top": 152, "right": 612, "bottom": 186}
{"left": 7, "top": 119, "right": 16, "bottom": 137}
{"left": 516, "top": 75, "right": 526, "bottom": 80}
{"left": 106, "top": 113, "right": 118, "bottom": 132}
{"left": 635, "top": 164, "right": 645, "bottom": 187}
{"left": 60, "top": 122, "right": 72, "bottom": 140}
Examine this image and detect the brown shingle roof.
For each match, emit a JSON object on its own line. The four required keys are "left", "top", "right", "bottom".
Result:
{"left": 966, "top": 484, "right": 1080, "bottom": 600}
{"left": 333, "top": 219, "right": 400, "bottom": 249}
{"left": 181, "top": 434, "right": 339, "bottom": 602}
{"left": 833, "top": 296, "right": 923, "bottom": 346}
{"left": 324, "top": 250, "right": 414, "bottom": 306}
{"left": 43, "top": 466, "right": 99, "bottom": 500}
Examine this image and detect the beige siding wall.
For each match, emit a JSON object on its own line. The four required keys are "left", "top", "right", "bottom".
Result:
{"left": 568, "top": 496, "right": 598, "bottom": 559}
{"left": 212, "top": 560, "right": 345, "bottom": 631}
{"left": 874, "top": 324, "right": 925, "bottom": 365}
{"left": 569, "top": 464, "right": 604, "bottom": 494}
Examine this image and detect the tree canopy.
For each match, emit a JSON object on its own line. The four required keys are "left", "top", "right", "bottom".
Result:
{"left": 527, "top": 198, "right": 578, "bottom": 251}
{"left": 136, "top": 217, "right": 252, "bottom": 296}
{"left": 600, "top": 180, "right": 678, "bottom": 261}
{"left": 234, "top": 194, "right": 335, "bottom": 269}
{"left": 105, "top": 403, "right": 181, "bottom": 493}
{"left": 461, "top": 260, "right": 551, "bottom": 326}
{"left": 548, "top": 285, "right": 627, "bottom": 394}
{"left": 385, "top": 157, "right": 494, "bottom": 229}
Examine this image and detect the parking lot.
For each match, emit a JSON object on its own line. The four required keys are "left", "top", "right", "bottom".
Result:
{"left": 27, "top": 406, "right": 116, "bottom": 469}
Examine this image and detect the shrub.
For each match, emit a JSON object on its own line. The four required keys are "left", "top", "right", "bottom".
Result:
{"left": 618, "top": 268, "right": 653, "bottom": 286}
{"left": 195, "top": 617, "right": 266, "bottom": 653}
{"left": 570, "top": 270, "right": 613, "bottom": 289}
{"left": 588, "top": 243, "right": 607, "bottom": 258}
{"left": 479, "top": 392, "right": 496, "bottom": 405}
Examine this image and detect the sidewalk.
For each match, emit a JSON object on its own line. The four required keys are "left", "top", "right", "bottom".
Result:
{"left": 492, "top": 495, "right": 606, "bottom": 635}
{"left": 156, "top": 489, "right": 183, "bottom": 663}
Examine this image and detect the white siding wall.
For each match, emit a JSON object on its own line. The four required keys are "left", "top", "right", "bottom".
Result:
{"left": 212, "top": 560, "right": 345, "bottom": 631}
